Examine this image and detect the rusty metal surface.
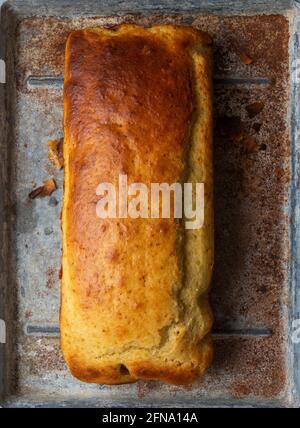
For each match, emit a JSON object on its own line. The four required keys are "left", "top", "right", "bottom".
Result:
{"left": 0, "top": 0, "right": 299, "bottom": 407}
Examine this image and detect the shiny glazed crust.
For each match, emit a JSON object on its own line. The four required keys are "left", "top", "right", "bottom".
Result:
{"left": 61, "top": 24, "right": 214, "bottom": 385}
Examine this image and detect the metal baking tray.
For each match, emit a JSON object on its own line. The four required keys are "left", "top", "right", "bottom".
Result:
{"left": 0, "top": 0, "right": 300, "bottom": 407}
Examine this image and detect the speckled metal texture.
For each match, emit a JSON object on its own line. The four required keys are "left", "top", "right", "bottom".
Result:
{"left": 0, "top": 0, "right": 299, "bottom": 407}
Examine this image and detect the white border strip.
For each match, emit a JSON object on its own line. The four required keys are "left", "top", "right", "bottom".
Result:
{"left": 0, "top": 59, "right": 5, "bottom": 84}
{"left": 0, "top": 319, "right": 6, "bottom": 344}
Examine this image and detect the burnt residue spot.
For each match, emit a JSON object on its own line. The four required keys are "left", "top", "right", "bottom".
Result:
{"left": 242, "top": 136, "right": 257, "bottom": 154}
{"left": 136, "top": 380, "right": 160, "bottom": 399}
{"left": 238, "top": 51, "right": 253, "bottom": 65}
{"left": 217, "top": 116, "right": 245, "bottom": 143}
{"left": 45, "top": 267, "right": 57, "bottom": 290}
{"left": 44, "top": 227, "right": 53, "bottom": 236}
{"left": 252, "top": 122, "right": 262, "bottom": 133}
{"left": 275, "top": 167, "right": 285, "bottom": 180}
{"left": 246, "top": 102, "right": 265, "bottom": 118}
{"left": 259, "top": 285, "right": 268, "bottom": 294}
{"left": 226, "top": 32, "right": 254, "bottom": 65}
{"left": 25, "top": 310, "right": 32, "bottom": 319}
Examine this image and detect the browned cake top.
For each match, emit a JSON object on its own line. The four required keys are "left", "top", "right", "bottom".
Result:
{"left": 64, "top": 25, "right": 211, "bottom": 317}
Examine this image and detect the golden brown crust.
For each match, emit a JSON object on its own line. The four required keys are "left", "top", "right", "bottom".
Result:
{"left": 61, "top": 24, "right": 213, "bottom": 385}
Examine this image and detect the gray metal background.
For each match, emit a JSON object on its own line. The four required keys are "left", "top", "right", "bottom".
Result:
{"left": 0, "top": 0, "right": 299, "bottom": 407}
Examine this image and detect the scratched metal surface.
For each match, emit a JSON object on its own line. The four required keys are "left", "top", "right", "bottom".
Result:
{"left": 0, "top": 0, "right": 299, "bottom": 407}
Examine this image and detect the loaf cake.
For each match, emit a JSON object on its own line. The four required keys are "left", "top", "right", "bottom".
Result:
{"left": 61, "top": 24, "right": 214, "bottom": 385}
